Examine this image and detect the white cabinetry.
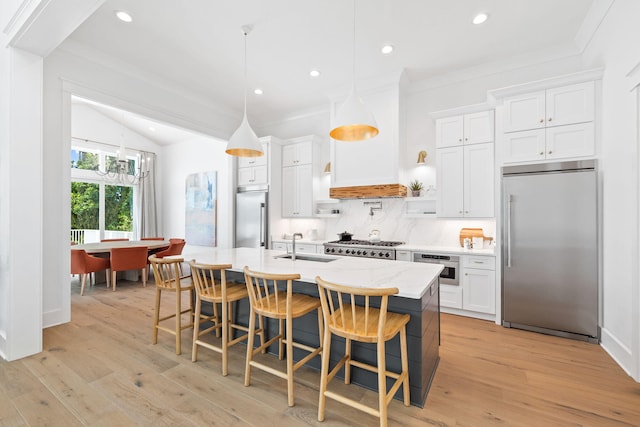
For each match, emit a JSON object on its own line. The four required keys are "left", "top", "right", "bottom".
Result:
{"left": 436, "top": 110, "right": 494, "bottom": 148}
{"left": 396, "top": 250, "right": 411, "bottom": 262}
{"left": 282, "top": 136, "right": 323, "bottom": 218}
{"left": 502, "top": 81, "right": 595, "bottom": 164}
{"left": 436, "top": 142, "right": 494, "bottom": 218}
{"left": 271, "top": 240, "right": 324, "bottom": 255}
{"left": 461, "top": 255, "right": 496, "bottom": 315}
{"left": 237, "top": 142, "right": 268, "bottom": 186}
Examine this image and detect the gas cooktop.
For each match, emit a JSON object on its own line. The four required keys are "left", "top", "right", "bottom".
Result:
{"left": 326, "top": 240, "right": 404, "bottom": 247}
{"left": 323, "top": 240, "right": 405, "bottom": 260}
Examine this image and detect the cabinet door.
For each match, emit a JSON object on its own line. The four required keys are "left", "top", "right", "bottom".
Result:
{"left": 282, "top": 166, "right": 297, "bottom": 217}
{"left": 296, "top": 141, "right": 313, "bottom": 165}
{"left": 546, "top": 122, "right": 594, "bottom": 160}
{"left": 282, "top": 144, "right": 298, "bottom": 167}
{"left": 237, "top": 167, "right": 255, "bottom": 186}
{"left": 503, "top": 91, "right": 545, "bottom": 133}
{"left": 464, "top": 110, "right": 494, "bottom": 145}
{"left": 296, "top": 164, "right": 314, "bottom": 217}
{"left": 435, "top": 115, "right": 464, "bottom": 148}
{"left": 546, "top": 81, "right": 594, "bottom": 128}
{"left": 502, "top": 129, "right": 546, "bottom": 164}
{"left": 252, "top": 165, "right": 268, "bottom": 185}
{"left": 464, "top": 143, "right": 494, "bottom": 217}
{"left": 440, "top": 284, "right": 463, "bottom": 309}
{"left": 462, "top": 267, "right": 496, "bottom": 314}
{"left": 436, "top": 147, "right": 464, "bottom": 217}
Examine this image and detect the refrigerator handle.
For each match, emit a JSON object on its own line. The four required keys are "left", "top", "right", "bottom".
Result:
{"left": 259, "top": 202, "right": 266, "bottom": 247}
{"left": 506, "top": 194, "right": 512, "bottom": 268}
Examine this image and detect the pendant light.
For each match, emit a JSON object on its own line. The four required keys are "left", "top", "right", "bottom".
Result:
{"left": 226, "top": 25, "right": 263, "bottom": 157}
{"left": 330, "top": 0, "right": 379, "bottom": 142}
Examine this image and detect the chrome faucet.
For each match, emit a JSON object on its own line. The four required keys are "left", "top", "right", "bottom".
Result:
{"left": 291, "top": 233, "right": 303, "bottom": 261}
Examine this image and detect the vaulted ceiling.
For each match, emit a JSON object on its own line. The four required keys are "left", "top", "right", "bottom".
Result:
{"left": 65, "top": 0, "right": 594, "bottom": 143}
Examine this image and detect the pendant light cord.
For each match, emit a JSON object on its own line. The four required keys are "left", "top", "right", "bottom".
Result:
{"left": 351, "top": 0, "right": 356, "bottom": 89}
{"left": 243, "top": 30, "right": 248, "bottom": 116}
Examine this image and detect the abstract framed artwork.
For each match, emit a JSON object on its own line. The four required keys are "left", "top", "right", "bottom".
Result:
{"left": 185, "top": 171, "right": 217, "bottom": 246}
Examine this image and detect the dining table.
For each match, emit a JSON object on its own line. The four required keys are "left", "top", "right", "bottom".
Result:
{"left": 71, "top": 239, "right": 170, "bottom": 254}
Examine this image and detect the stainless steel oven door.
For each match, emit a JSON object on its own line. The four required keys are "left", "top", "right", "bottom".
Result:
{"left": 412, "top": 253, "right": 460, "bottom": 286}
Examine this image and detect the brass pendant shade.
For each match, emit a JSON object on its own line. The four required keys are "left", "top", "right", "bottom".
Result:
{"left": 330, "top": 0, "right": 378, "bottom": 142}
{"left": 226, "top": 26, "right": 263, "bottom": 157}
{"left": 330, "top": 87, "right": 379, "bottom": 141}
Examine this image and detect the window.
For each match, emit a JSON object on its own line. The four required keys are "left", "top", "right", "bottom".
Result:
{"left": 70, "top": 143, "right": 137, "bottom": 243}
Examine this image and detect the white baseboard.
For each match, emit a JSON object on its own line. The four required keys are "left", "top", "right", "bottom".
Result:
{"left": 43, "top": 308, "right": 69, "bottom": 329}
{"left": 600, "top": 327, "right": 638, "bottom": 381}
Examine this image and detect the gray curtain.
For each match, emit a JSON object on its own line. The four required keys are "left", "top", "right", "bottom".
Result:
{"left": 136, "top": 151, "right": 158, "bottom": 239}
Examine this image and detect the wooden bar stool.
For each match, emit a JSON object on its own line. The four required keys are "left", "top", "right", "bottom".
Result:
{"left": 189, "top": 261, "right": 265, "bottom": 376}
{"left": 148, "top": 255, "right": 194, "bottom": 355}
{"left": 315, "top": 276, "right": 410, "bottom": 427}
{"left": 243, "top": 266, "right": 323, "bottom": 407}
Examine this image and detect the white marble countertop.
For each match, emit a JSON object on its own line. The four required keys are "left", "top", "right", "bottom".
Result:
{"left": 182, "top": 247, "right": 443, "bottom": 299}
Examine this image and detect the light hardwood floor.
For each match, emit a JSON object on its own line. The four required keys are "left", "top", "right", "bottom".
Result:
{"left": 1, "top": 278, "right": 639, "bottom": 426}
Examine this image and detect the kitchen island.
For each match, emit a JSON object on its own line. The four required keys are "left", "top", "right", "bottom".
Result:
{"left": 183, "top": 247, "right": 443, "bottom": 407}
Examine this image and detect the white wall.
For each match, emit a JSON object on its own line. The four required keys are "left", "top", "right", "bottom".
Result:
{"left": 580, "top": 0, "right": 640, "bottom": 379}
{"left": 161, "top": 136, "right": 234, "bottom": 249}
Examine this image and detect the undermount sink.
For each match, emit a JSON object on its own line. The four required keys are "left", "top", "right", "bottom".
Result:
{"left": 275, "top": 254, "right": 338, "bottom": 263}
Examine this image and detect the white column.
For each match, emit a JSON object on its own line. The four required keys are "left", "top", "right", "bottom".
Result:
{"left": 0, "top": 47, "right": 44, "bottom": 360}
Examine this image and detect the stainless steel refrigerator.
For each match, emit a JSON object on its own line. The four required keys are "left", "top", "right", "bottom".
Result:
{"left": 235, "top": 187, "right": 268, "bottom": 248}
{"left": 502, "top": 160, "right": 599, "bottom": 342}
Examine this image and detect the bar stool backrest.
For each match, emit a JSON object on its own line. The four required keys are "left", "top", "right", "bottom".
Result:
{"left": 315, "top": 276, "right": 399, "bottom": 342}
{"left": 243, "top": 267, "right": 300, "bottom": 317}
{"left": 190, "top": 261, "right": 233, "bottom": 300}
{"left": 148, "top": 255, "right": 185, "bottom": 290}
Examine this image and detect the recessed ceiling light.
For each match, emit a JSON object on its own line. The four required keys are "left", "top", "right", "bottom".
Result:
{"left": 472, "top": 13, "right": 488, "bottom": 25}
{"left": 381, "top": 44, "right": 394, "bottom": 55}
{"left": 148, "top": 126, "right": 156, "bottom": 132}
{"left": 115, "top": 10, "right": 133, "bottom": 23}
{"left": 310, "top": 69, "right": 321, "bottom": 78}
{"left": 254, "top": 88, "right": 263, "bottom": 95}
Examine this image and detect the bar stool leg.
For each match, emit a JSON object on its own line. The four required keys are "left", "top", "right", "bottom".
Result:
{"left": 377, "top": 339, "right": 388, "bottom": 427}
{"left": 278, "top": 318, "right": 285, "bottom": 360}
{"left": 221, "top": 299, "right": 229, "bottom": 376}
{"left": 317, "top": 325, "right": 332, "bottom": 421}
{"left": 244, "top": 308, "right": 256, "bottom": 387}
{"left": 153, "top": 287, "right": 161, "bottom": 344}
{"left": 258, "top": 314, "right": 266, "bottom": 353}
{"left": 286, "top": 314, "right": 294, "bottom": 407}
{"left": 400, "top": 327, "right": 410, "bottom": 406}
{"left": 175, "top": 286, "right": 182, "bottom": 355}
{"left": 192, "top": 296, "right": 202, "bottom": 362}
{"left": 345, "top": 338, "right": 352, "bottom": 384}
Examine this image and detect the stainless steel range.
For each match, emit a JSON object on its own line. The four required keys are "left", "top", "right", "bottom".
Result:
{"left": 323, "top": 240, "right": 404, "bottom": 260}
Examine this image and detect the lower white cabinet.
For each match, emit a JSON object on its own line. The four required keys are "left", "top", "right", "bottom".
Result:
{"left": 440, "top": 285, "right": 463, "bottom": 309}
{"left": 271, "top": 240, "right": 323, "bottom": 254}
{"left": 461, "top": 255, "right": 496, "bottom": 315}
{"left": 396, "top": 250, "right": 411, "bottom": 261}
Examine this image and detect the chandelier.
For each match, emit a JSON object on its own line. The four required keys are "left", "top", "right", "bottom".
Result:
{"left": 94, "top": 133, "right": 149, "bottom": 185}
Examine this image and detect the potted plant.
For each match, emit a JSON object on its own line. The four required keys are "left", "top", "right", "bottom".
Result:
{"left": 409, "top": 180, "right": 424, "bottom": 197}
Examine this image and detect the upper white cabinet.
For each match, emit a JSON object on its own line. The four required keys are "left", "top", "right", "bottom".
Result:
{"left": 282, "top": 140, "right": 313, "bottom": 167}
{"left": 330, "top": 72, "right": 408, "bottom": 188}
{"left": 504, "top": 81, "right": 594, "bottom": 133}
{"left": 281, "top": 135, "right": 324, "bottom": 218}
{"left": 432, "top": 105, "right": 495, "bottom": 219}
{"left": 500, "top": 80, "right": 596, "bottom": 164}
{"left": 436, "top": 110, "right": 494, "bottom": 148}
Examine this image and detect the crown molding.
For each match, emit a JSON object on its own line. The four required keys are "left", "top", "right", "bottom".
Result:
{"left": 574, "top": 0, "right": 615, "bottom": 53}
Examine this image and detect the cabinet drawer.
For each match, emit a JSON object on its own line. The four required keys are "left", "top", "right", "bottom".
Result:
{"left": 464, "top": 256, "right": 495, "bottom": 270}
{"left": 295, "top": 244, "right": 318, "bottom": 254}
{"left": 272, "top": 242, "right": 288, "bottom": 251}
{"left": 440, "top": 284, "right": 462, "bottom": 309}
{"left": 396, "top": 250, "right": 411, "bottom": 261}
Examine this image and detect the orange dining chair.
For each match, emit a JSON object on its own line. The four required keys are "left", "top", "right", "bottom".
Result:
{"left": 101, "top": 238, "right": 129, "bottom": 242}
{"left": 154, "top": 238, "right": 186, "bottom": 258}
{"left": 71, "top": 249, "right": 111, "bottom": 296}
{"left": 110, "top": 246, "right": 149, "bottom": 291}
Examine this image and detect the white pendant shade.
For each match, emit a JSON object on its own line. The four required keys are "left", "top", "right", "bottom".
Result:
{"left": 226, "top": 25, "right": 263, "bottom": 157}
{"left": 330, "top": 87, "right": 379, "bottom": 141}
{"left": 225, "top": 114, "right": 263, "bottom": 157}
